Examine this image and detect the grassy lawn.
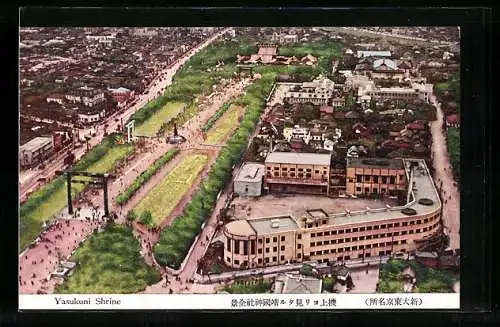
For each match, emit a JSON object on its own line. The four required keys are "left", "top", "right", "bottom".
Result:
{"left": 205, "top": 104, "right": 244, "bottom": 145}
{"left": 134, "top": 154, "right": 209, "bottom": 226}
{"left": 56, "top": 224, "right": 161, "bottom": 294}
{"left": 135, "top": 102, "right": 186, "bottom": 137}
{"left": 20, "top": 144, "right": 133, "bottom": 250}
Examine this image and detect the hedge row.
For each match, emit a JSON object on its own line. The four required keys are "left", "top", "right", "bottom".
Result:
{"left": 115, "top": 148, "right": 180, "bottom": 205}
{"left": 153, "top": 73, "right": 277, "bottom": 269}
{"left": 201, "top": 102, "right": 232, "bottom": 133}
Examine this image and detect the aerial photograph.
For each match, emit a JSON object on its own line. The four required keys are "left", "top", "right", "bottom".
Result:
{"left": 19, "top": 26, "right": 460, "bottom": 298}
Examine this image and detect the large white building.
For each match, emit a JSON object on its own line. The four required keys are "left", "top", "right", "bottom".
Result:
{"left": 284, "top": 75, "right": 335, "bottom": 105}
{"left": 356, "top": 80, "right": 433, "bottom": 105}
{"left": 65, "top": 88, "right": 106, "bottom": 107}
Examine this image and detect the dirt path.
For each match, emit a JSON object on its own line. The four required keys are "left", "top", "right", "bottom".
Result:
{"left": 430, "top": 95, "right": 460, "bottom": 250}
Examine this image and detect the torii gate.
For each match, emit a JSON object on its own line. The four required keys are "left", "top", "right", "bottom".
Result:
{"left": 65, "top": 171, "right": 112, "bottom": 217}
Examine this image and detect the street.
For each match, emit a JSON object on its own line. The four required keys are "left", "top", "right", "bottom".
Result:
{"left": 429, "top": 95, "right": 460, "bottom": 250}
{"left": 19, "top": 28, "right": 230, "bottom": 200}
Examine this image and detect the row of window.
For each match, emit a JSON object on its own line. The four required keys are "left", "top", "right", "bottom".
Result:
{"left": 258, "top": 245, "right": 286, "bottom": 254}
{"left": 354, "top": 175, "right": 401, "bottom": 184}
{"left": 268, "top": 167, "right": 327, "bottom": 173}
{"left": 355, "top": 186, "right": 397, "bottom": 195}
{"left": 226, "top": 255, "right": 287, "bottom": 265}
{"left": 260, "top": 236, "right": 286, "bottom": 244}
{"left": 267, "top": 172, "right": 329, "bottom": 179}
{"left": 310, "top": 235, "right": 413, "bottom": 248}
{"left": 308, "top": 218, "right": 438, "bottom": 238}
{"left": 309, "top": 240, "right": 406, "bottom": 256}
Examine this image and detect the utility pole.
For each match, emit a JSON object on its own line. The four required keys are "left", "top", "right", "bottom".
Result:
{"left": 103, "top": 175, "right": 109, "bottom": 217}
{"left": 66, "top": 173, "right": 73, "bottom": 215}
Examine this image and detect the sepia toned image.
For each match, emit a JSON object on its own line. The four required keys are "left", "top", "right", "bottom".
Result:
{"left": 19, "top": 25, "right": 461, "bottom": 309}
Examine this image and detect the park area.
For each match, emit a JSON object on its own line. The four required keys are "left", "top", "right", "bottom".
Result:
{"left": 133, "top": 153, "right": 209, "bottom": 226}
{"left": 20, "top": 138, "right": 133, "bottom": 250}
{"left": 56, "top": 224, "right": 161, "bottom": 294}
{"left": 205, "top": 104, "right": 244, "bottom": 145}
{"left": 134, "top": 101, "right": 186, "bottom": 137}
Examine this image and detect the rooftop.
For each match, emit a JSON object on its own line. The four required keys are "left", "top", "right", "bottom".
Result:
{"left": 20, "top": 136, "right": 52, "bottom": 152}
{"left": 248, "top": 215, "right": 300, "bottom": 235}
{"left": 278, "top": 274, "right": 323, "bottom": 294}
{"left": 347, "top": 157, "right": 405, "bottom": 170}
{"left": 235, "top": 162, "right": 265, "bottom": 183}
{"left": 266, "top": 152, "right": 331, "bottom": 166}
{"left": 224, "top": 220, "right": 256, "bottom": 237}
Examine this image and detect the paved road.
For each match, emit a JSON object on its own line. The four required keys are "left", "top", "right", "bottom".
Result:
{"left": 19, "top": 28, "right": 230, "bottom": 200}
{"left": 429, "top": 95, "right": 460, "bottom": 250}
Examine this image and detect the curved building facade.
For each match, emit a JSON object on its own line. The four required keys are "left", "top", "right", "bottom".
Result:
{"left": 223, "top": 158, "right": 442, "bottom": 269}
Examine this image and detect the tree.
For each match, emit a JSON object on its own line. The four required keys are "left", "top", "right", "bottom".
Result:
{"left": 301, "top": 103, "right": 317, "bottom": 121}
{"left": 140, "top": 211, "right": 153, "bottom": 226}
{"left": 299, "top": 264, "right": 315, "bottom": 277}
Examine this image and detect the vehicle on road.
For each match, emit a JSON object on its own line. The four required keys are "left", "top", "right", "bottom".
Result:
{"left": 37, "top": 177, "right": 47, "bottom": 183}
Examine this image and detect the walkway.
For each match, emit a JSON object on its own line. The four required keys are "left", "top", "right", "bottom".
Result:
{"left": 430, "top": 95, "right": 460, "bottom": 250}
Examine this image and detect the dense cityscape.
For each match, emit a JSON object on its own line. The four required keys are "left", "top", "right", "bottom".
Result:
{"left": 19, "top": 26, "right": 460, "bottom": 296}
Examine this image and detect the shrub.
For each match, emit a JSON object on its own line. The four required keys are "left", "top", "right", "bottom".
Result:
{"left": 139, "top": 211, "right": 154, "bottom": 226}
{"left": 127, "top": 210, "right": 138, "bottom": 222}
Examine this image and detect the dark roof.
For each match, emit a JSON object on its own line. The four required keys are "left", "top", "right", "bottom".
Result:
{"left": 347, "top": 157, "right": 404, "bottom": 170}
{"left": 446, "top": 114, "right": 459, "bottom": 123}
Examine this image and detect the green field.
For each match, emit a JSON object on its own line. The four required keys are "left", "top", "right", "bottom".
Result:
{"left": 134, "top": 154, "right": 209, "bottom": 226}
{"left": 20, "top": 144, "right": 133, "bottom": 250}
{"left": 56, "top": 224, "right": 161, "bottom": 294}
{"left": 205, "top": 104, "right": 243, "bottom": 145}
{"left": 135, "top": 102, "right": 186, "bottom": 137}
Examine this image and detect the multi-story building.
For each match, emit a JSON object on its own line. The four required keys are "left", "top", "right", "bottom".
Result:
{"left": 223, "top": 158, "right": 442, "bottom": 269}
{"left": 264, "top": 152, "right": 331, "bottom": 195}
{"left": 284, "top": 75, "right": 335, "bottom": 106}
{"left": 65, "top": 88, "right": 106, "bottom": 107}
{"left": 19, "top": 136, "right": 54, "bottom": 168}
{"left": 357, "top": 81, "right": 433, "bottom": 105}
{"left": 346, "top": 157, "right": 407, "bottom": 197}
